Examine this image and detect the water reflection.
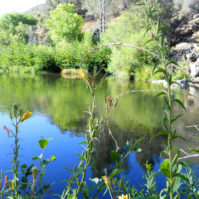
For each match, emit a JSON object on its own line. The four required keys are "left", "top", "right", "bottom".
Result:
{"left": 92, "top": 122, "right": 166, "bottom": 177}
{"left": 0, "top": 74, "right": 198, "bottom": 190}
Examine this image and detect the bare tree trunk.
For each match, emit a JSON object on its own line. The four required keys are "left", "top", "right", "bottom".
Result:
{"left": 99, "top": 0, "right": 102, "bottom": 32}
{"left": 99, "top": 0, "right": 106, "bottom": 32}
{"left": 122, "top": 0, "right": 129, "bottom": 9}
{"left": 103, "top": 0, "right": 106, "bottom": 32}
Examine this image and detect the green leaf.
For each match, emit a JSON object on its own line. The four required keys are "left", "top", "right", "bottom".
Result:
{"left": 151, "top": 130, "right": 168, "bottom": 140}
{"left": 21, "top": 164, "right": 27, "bottom": 169}
{"left": 97, "top": 183, "right": 106, "bottom": 192}
{"left": 50, "top": 155, "right": 56, "bottom": 161}
{"left": 110, "top": 151, "right": 119, "bottom": 162}
{"left": 159, "top": 27, "right": 168, "bottom": 31}
{"left": 40, "top": 170, "right": 46, "bottom": 178}
{"left": 174, "top": 99, "right": 186, "bottom": 110}
{"left": 173, "top": 175, "right": 182, "bottom": 193}
{"left": 109, "top": 169, "right": 123, "bottom": 178}
{"left": 160, "top": 159, "right": 170, "bottom": 177}
{"left": 156, "top": 18, "right": 160, "bottom": 34}
{"left": 164, "top": 97, "right": 170, "bottom": 110}
{"left": 174, "top": 173, "right": 188, "bottom": 183}
{"left": 166, "top": 60, "right": 179, "bottom": 67}
{"left": 154, "top": 91, "right": 167, "bottom": 98}
{"left": 39, "top": 138, "right": 53, "bottom": 149}
{"left": 153, "top": 68, "right": 166, "bottom": 76}
{"left": 135, "top": 137, "right": 144, "bottom": 145}
{"left": 171, "top": 114, "right": 183, "bottom": 124}
{"left": 152, "top": 62, "right": 160, "bottom": 74}
{"left": 137, "top": 3, "right": 146, "bottom": 6}
{"left": 144, "top": 38, "right": 154, "bottom": 45}
{"left": 189, "top": 148, "right": 199, "bottom": 153}
{"left": 32, "top": 153, "right": 42, "bottom": 161}
{"left": 171, "top": 136, "right": 185, "bottom": 141}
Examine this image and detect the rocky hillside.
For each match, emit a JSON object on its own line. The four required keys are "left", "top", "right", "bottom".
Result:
{"left": 26, "top": 0, "right": 128, "bottom": 22}
{"left": 26, "top": 0, "right": 199, "bottom": 84}
{"left": 170, "top": 15, "right": 199, "bottom": 84}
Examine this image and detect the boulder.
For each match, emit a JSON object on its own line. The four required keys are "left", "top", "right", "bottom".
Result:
{"left": 189, "top": 59, "right": 199, "bottom": 77}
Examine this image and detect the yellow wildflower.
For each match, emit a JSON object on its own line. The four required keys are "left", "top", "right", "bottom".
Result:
{"left": 118, "top": 194, "right": 130, "bottom": 199}
{"left": 32, "top": 167, "right": 39, "bottom": 180}
{"left": 79, "top": 68, "right": 88, "bottom": 79}
{"left": 102, "top": 175, "right": 109, "bottom": 186}
{"left": 21, "top": 111, "right": 32, "bottom": 122}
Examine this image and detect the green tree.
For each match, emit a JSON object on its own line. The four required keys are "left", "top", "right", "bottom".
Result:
{"left": 46, "top": 3, "right": 84, "bottom": 43}
{"left": 0, "top": 13, "right": 38, "bottom": 45}
{"left": 46, "top": 0, "right": 82, "bottom": 10}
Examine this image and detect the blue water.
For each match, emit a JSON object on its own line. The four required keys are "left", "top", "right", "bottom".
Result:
{"left": 0, "top": 75, "right": 198, "bottom": 198}
{"left": 0, "top": 112, "right": 165, "bottom": 198}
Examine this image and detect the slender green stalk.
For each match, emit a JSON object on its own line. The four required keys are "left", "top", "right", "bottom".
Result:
{"left": 13, "top": 119, "right": 20, "bottom": 196}
{"left": 61, "top": 74, "right": 99, "bottom": 199}
{"left": 167, "top": 82, "right": 173, "bottom": 199}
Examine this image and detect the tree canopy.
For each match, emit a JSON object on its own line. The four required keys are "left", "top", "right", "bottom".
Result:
{"left": 46, "top": 3, "right": 84, "bottom": 43}
{"left": 0, "top": 13, "right": 38, "bottom": 45}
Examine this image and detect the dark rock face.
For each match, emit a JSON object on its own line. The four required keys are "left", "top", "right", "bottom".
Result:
{"left": 169, "top": 14, "right": 199, "bottom": 82}
{"left": 169, "top": 17, "right": 199, "bottom": 46}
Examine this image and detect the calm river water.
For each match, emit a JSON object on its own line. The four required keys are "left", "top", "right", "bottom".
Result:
{"left": 0, "top": 74, "right": 198, "bottom": 198}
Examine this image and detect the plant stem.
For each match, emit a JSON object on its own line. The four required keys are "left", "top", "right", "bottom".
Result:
{"left": 168, "top": 83, "right": 173, "bottom": 199}
{"left": 13, "top": 120, "right": 19, "bottom": 196}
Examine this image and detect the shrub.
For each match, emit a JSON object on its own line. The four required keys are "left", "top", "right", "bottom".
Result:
{"left": 0, "top": 43, "right": 61, "bottom": 73}
{"left": 101, "top": 11, "right": 158, "bottom": 79}
{"left": 55, "top": 32, "right": 111, "bottom": 72}
{"left": 34, "top": 45, "right": 61, "bottom": 73}
{"left": 0, "top": 13, "right": 38, "bottom": 45}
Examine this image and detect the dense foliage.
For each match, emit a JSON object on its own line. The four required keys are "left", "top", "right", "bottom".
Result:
{"left": 101, "top": 11, "right": 158, "bottom": 79}
{"left": 0, "top": 0, "right": 199, "bottom": 198}
{"left": 0, "top": 0, "right": 191, "bottom": 78}
{"left": 46, "top": 4, "right": 84, "bottom": 43}
{"left": 0, "top": 4, "right": 111, "bottom": 74}
{"left": 0, "top": 13, "right": 37, "bottom": 45}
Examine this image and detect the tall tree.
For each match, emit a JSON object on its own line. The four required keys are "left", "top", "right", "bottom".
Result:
{"left": 46, "top": 3, "right": 84, "bottom": 43}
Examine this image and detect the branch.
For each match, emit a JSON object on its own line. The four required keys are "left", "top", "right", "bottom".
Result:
{"left": 84, "top": 42, "right": 159, "bottom": 61}
{"left": 178, "top": 154, "right": 199, "bottom": 161}
{"left": 115, "top": 89, "right": 163, "bottom": 99}
{"left": 185, "top": 125, "right": 199, "bottom": 131}
{"left": 83, "top": 42, "right": 190, "bottom": 77}
{"left": 179, "top": 148, "right": 189, "bottom": 156}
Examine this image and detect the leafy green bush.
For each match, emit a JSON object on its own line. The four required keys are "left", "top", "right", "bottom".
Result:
{"left": 135, "top": 65, "right": 164, "bottom": 81}
{"left": 46, "top": 3, "right": 84, "bottom": 43}
{"left": 101, "top": 11, "right": 158, "bottom": 79}
{"left": 0, "top": 34, "right": 110, "bottom": 74}
{"left": 55, "top": 32, "right": 111, "bottom": 72}
{"left": 34, "top": 45, "right": 61, "bottom": 73}
{"left": 0, "top": 43, "right": 61, "bottom": 73}
{"left": 0, "top": 13, "right": 37, "bottom": 45}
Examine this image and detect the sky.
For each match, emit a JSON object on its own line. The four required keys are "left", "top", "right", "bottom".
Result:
{"left": 0, "top": 0, "right": 46, "bottom": 17}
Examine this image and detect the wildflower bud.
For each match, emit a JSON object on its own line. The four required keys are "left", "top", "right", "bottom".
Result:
{"left": 3, "top": 176, "right": 9, "bottom": 190}
{"left": 102, "top": 175, "right": 109, "bottom": 186}
{"left": 118, "top": 194, "right": 130, "bottom": 199}
{"left": 151, "top": 32, "right": 154, "bottom": 38}
{"left": 32, "top": 167, "right": 39, "bottom": 180}
{"left": 114, "top": 99, "right": 118, "bottom": 107}
{"left": 47, "top": 190, "right": 54, "bottom": 194}
{"left": 21, "top": 111, "right": 32, "bottom": 122}
{"left": 3, "top": 126, "right": 11, "bottom": 138}
{"left": 119, "top": 176, "right": 123, "bottom": 188}
{"left": 9, "top": 180, "right": 15, "bottom": 190}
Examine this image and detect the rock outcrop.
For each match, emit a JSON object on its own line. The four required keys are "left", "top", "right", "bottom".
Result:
{"left": 170, "top": 14, "right": 199, "bottom": 85}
